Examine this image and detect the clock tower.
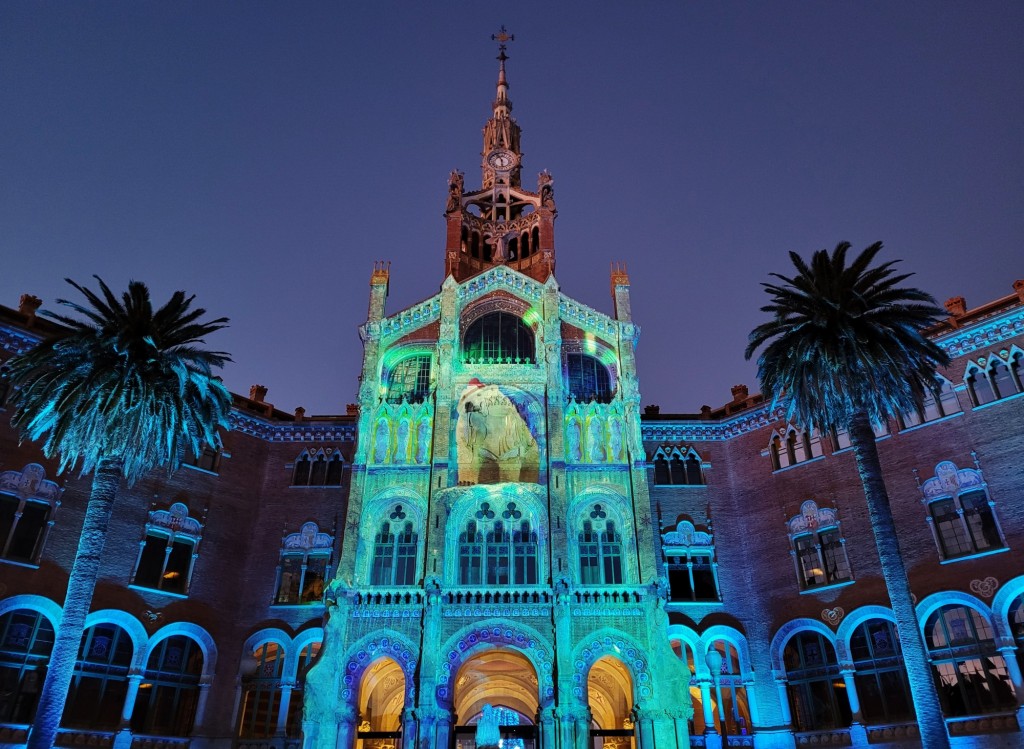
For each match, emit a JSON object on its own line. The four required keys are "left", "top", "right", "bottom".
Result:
{"left": 444, "top": 27, "right": 557, "bottom": 284}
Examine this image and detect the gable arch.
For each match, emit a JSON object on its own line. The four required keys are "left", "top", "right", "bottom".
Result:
{"left": 436, "top": 619, "right": 554, "bottom": 709}
{"left": 340, "top": 629, "right": 419, "bottom": 704}
{"left": 0, "top": 593, "right": 62, "bottom": 630}
{"left": 915, "top": 589, "right": 993, "bottom": 629}
{"left": 572, "top": 629, "right": 654, "bottom": 705}
{"left": 698, "top": 624, "right": 753, "bottom": 676}
{"left": 83, "top": 609, "right": 149, "bottom": 671}
{"left": 770, "top": 618, "right": 838, "bottom": 672}
{"left": 242, "top": 627, "right": 292, "bottom": 656}
{"left": 145, "top": 622, "right": 217, "bottom": 677}
{"left": 992, "top": 574, "right": 1024, "bottom": 641}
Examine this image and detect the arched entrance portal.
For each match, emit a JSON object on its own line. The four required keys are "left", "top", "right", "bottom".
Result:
{"left": 588, "top": 656, "right": 635, "bottom": 749}
{"left": 356, "top": 657, "right": 406, "bottom": 749}
{"left": 452, "top": 648, "right": 538, "bottom": 749}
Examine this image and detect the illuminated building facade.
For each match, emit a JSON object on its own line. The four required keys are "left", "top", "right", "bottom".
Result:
{"left": 1, "top": 39, "right": 1024, "bottom": 749}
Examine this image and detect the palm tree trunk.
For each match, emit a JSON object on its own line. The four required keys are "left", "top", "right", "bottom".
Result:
{"left": 848, "top": 413, "right": 949, "bottom": 749}
{"left": 27, "top": 457, "right": 122, "bottom": 749}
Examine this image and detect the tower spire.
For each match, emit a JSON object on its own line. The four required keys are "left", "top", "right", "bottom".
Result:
{"left": 492, "top": 25, "right": 514, "bottom": 117}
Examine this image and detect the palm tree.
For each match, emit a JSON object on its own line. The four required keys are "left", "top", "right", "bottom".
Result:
{"left": 5, "top": 277, "right": 232, "bottom": 749}
{"left": 745, "top": 242, "right": 951, "bottom": 749}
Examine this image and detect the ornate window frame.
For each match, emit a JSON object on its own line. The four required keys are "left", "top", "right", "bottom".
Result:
{"left": 662, "top": 519, "right": 719, "bottom": 603}
{"left": 0, "top": 463, "right": 62, "bottom": 567}
{"left": 273, "top": 521, "right": 335, "bottom": 605}
{"left": 129, "top": 502, "right": 204, "bottom": 598}
{"left": 918, "top": 460, "right": 1007, "bottom": 562}
{"left": 964, "top": 348, "right": 1024, "bottom": 407}
{"left": 786, "top": 500, "right": 853, "bottom": 592}
{"left": 768, "top": 425, "right": 824, "bottom": 470}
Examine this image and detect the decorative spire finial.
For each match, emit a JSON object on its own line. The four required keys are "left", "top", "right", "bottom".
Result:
{"left": 491, "top": 26, "right": 514, "bottom": 94}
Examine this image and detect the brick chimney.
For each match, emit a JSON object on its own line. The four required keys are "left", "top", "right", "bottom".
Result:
{"left": 294, "top": 407, "right": 306, "bottom": 421}
{"left": 1013, "top": 279, "right": 1024, "bottom": 303}
{"left": 249, "top": 384, "right": 268, "bottom": 403}
{"left": 18, "top": 294, "right": 42, "bottom": 319}
{"left": 644, "top": 405, "right": 660, "bottom": 416}
{"left": 346, "top": 403, "right": 360, "bottom": 416}
{"left": 944, "top": 296, "right": 967, "bottom": 318}
{"left": 731, "top": 384, "right": 749, "bottom": 403}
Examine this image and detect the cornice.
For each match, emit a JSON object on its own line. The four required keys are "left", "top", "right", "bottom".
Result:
{"left": 933, "top": 307, "right": 1024, "bottom": 359}
{"left": 229, "top": 410, "right": 356, "bottom": 443}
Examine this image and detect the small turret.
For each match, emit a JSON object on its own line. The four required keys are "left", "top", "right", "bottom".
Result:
{"left": 367, "top": 261, "right": 390, "bottom": 322}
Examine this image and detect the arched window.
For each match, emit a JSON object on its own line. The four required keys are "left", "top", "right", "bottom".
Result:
{"left": 849, "top": 619, "right": 913, "bottom": 723}
{"left": 64, "top": 623, "right": 133, "bottom": 730}
{"left": 966, "top": 364, "right": 996, "bottom": 406}
{"left": 370, "top": 507, "right": 418, "bottom": 587}
{"left": 1009, "top": 594, "right": 1024, "bottom": 674}
{"left": 787, "top": 501, "right": 852, "bottom": 590}
{"left": 578, "top": 504, "right": 623, "bottom": 586}
{"left": 457, "top": 502, "right": 538, "bottom": 586}
{"left": 385, "top": 355, "right": 432, "bottom": 404}
{"left": 653, "top": 448, "right": 705, "bottom": 486}
{"left": 924, "top": 604, "right": 1016, "bottom": 716}
{"left": 292, "top": 450, "right": 344, "bottom": 487}
{"left": 565, "top": 353, "right": 614, "bottom": 402}
{"left": 770, "top": 427, "right": 823, "bottom": 470}
{"left": 0, "top": 609, "right": 54, "bottom": 723}
{"left": 238, "top": 642, "right": 284, "bottom": 739}
{"left": 131, "top": 635, "right": 203, "bottom": 736}
{"left": 920, "top": 462, "right": 1004, "bottom": 560}
{"left": 286, "top": 641, "right": 322, "bottom": 736}
{"left": 783, "top": 632, "right": 851, "bottom": 730}
{"left": 901, "top": 377, "right": 962, "bottom": 428}
{"left": 463, "top": 312, "right": 535, "bottom": 364}
{"left": 275, "top": 522, "right": 334, "bottom": 605}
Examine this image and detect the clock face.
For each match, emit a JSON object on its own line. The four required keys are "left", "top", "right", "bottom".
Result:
{"left": 487, "top": 150, "right": 517, "bottom": 170}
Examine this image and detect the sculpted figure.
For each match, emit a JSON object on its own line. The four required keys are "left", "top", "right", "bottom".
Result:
{"left": 394, "top": 420, "right": 410, "bottom": 463}
{"left": 445, "top": 170, "right": 464, "bottom": 213}
{"left": 475, "top": 704, "right": 501, "bottom": 749}
{"left": 566, "top": 419, "right": 582, "bottom": 462}
{"left": 373, "top": 420, "right": 390, "bottom": 463}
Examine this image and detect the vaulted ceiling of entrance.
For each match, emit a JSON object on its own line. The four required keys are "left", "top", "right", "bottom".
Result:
{"left": 358, "top": 657, "right": 406, "bottom": 731}
{"left": 454, "top": 648, "right": 538, "bottom": 725}
{"left": 588, "top": 655, "right": 633, "bottom": 730}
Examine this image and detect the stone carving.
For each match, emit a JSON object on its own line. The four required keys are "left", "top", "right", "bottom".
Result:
{"left": 373, "top": 420, "right": 390, "bottom": 464}
{"left": 0, "top": 464, "right": 61, "bottom": 504}
{"left": 394, "top": 420, "right": 410, "bottom": 464}
{"left": 787, "top": 500, "right": 839, "bottom": 537}
{"left": 446, "top": 170, "right": 464, "bottom": 213}
{"left": 416, "top": 421, "right": 432, "bottom": 464}
{"left": 969, "top": 576, "right": 999, "bottom": 598}
{"left": 565, "top": 418, "right": 582, "bottom": 462}
{"left": 283, "top": 521, "right": 333, "bottom": 551}
{"left": 608, "top": 418, "right": 624, "bottom": 462}
{"left": 150, "top": 502, "right": 201, "bottom": 537}
{"left": 920, "top": 461, "right": 983, "bottom": 499}
{"left": 821, "top": 607, "right": 845, "bottom": 626}
{"left": 587, "top": 418, "right": 606, "bottom": 462}
{"left": 661, "top": 520, "right": 712, "bottom": 548}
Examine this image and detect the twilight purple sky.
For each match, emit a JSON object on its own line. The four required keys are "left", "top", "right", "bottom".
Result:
{"left": 2, "top": 3, "right": 1022, "bottom": 415}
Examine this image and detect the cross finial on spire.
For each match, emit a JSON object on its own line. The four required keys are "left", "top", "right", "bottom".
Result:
{"left": 491, "top": 25, "right": 514, "bottom": 59}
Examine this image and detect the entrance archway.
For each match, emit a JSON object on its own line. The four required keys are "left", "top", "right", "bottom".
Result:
{"left": 356, "top": 657, "right": 406, "bottom": 749}
{"left": 587, "top": 656, "right": 635, "bottom": 749}
{"left": 452, "top": 648, "right": 538, "bottom": 749}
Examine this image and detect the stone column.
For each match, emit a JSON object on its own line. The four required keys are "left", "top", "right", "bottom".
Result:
{"left": 840, "top": 668, "right": 867, "bottom": 745}
{"left": 192, "top": 677, "right": 213, "bottom": 733}
{"left": 998, "top": 645, "right": 1024, "bottom": 704}
{"left": 401, "top": 706, "right": 418, "bottom": 749}
{"left": 698, "top": 679, "right": 716, "bottom": 735}
{"left": 538, "top": 706, "right": 556, "bottom": 749}
{"left": 773, "top": 675, "right": 792, "bottom": 727}
{"left": 433, "top": 710, "right": 452, "bottom": 749}
{"left": 277, "top": 681, "right": 295, "bottom": 735}
{"left": 335, "top": 713, "right": 357, "bottom": 749}
{"left": 113, "top": 673, "right": 144, "bottom": 749}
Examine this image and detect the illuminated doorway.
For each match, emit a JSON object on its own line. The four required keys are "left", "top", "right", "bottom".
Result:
{"left": 588, "top": 656, "right": 635, "bottom": 749}
{"left": 451, "top": 648, "right": 538, "bottom": 749}
{"left": 356, "top": 657, "right": 406, "bottom": 749}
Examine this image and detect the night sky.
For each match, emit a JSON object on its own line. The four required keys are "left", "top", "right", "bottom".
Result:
{"left": 2, "top": 3, "right": 1022, "bottom": 416}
